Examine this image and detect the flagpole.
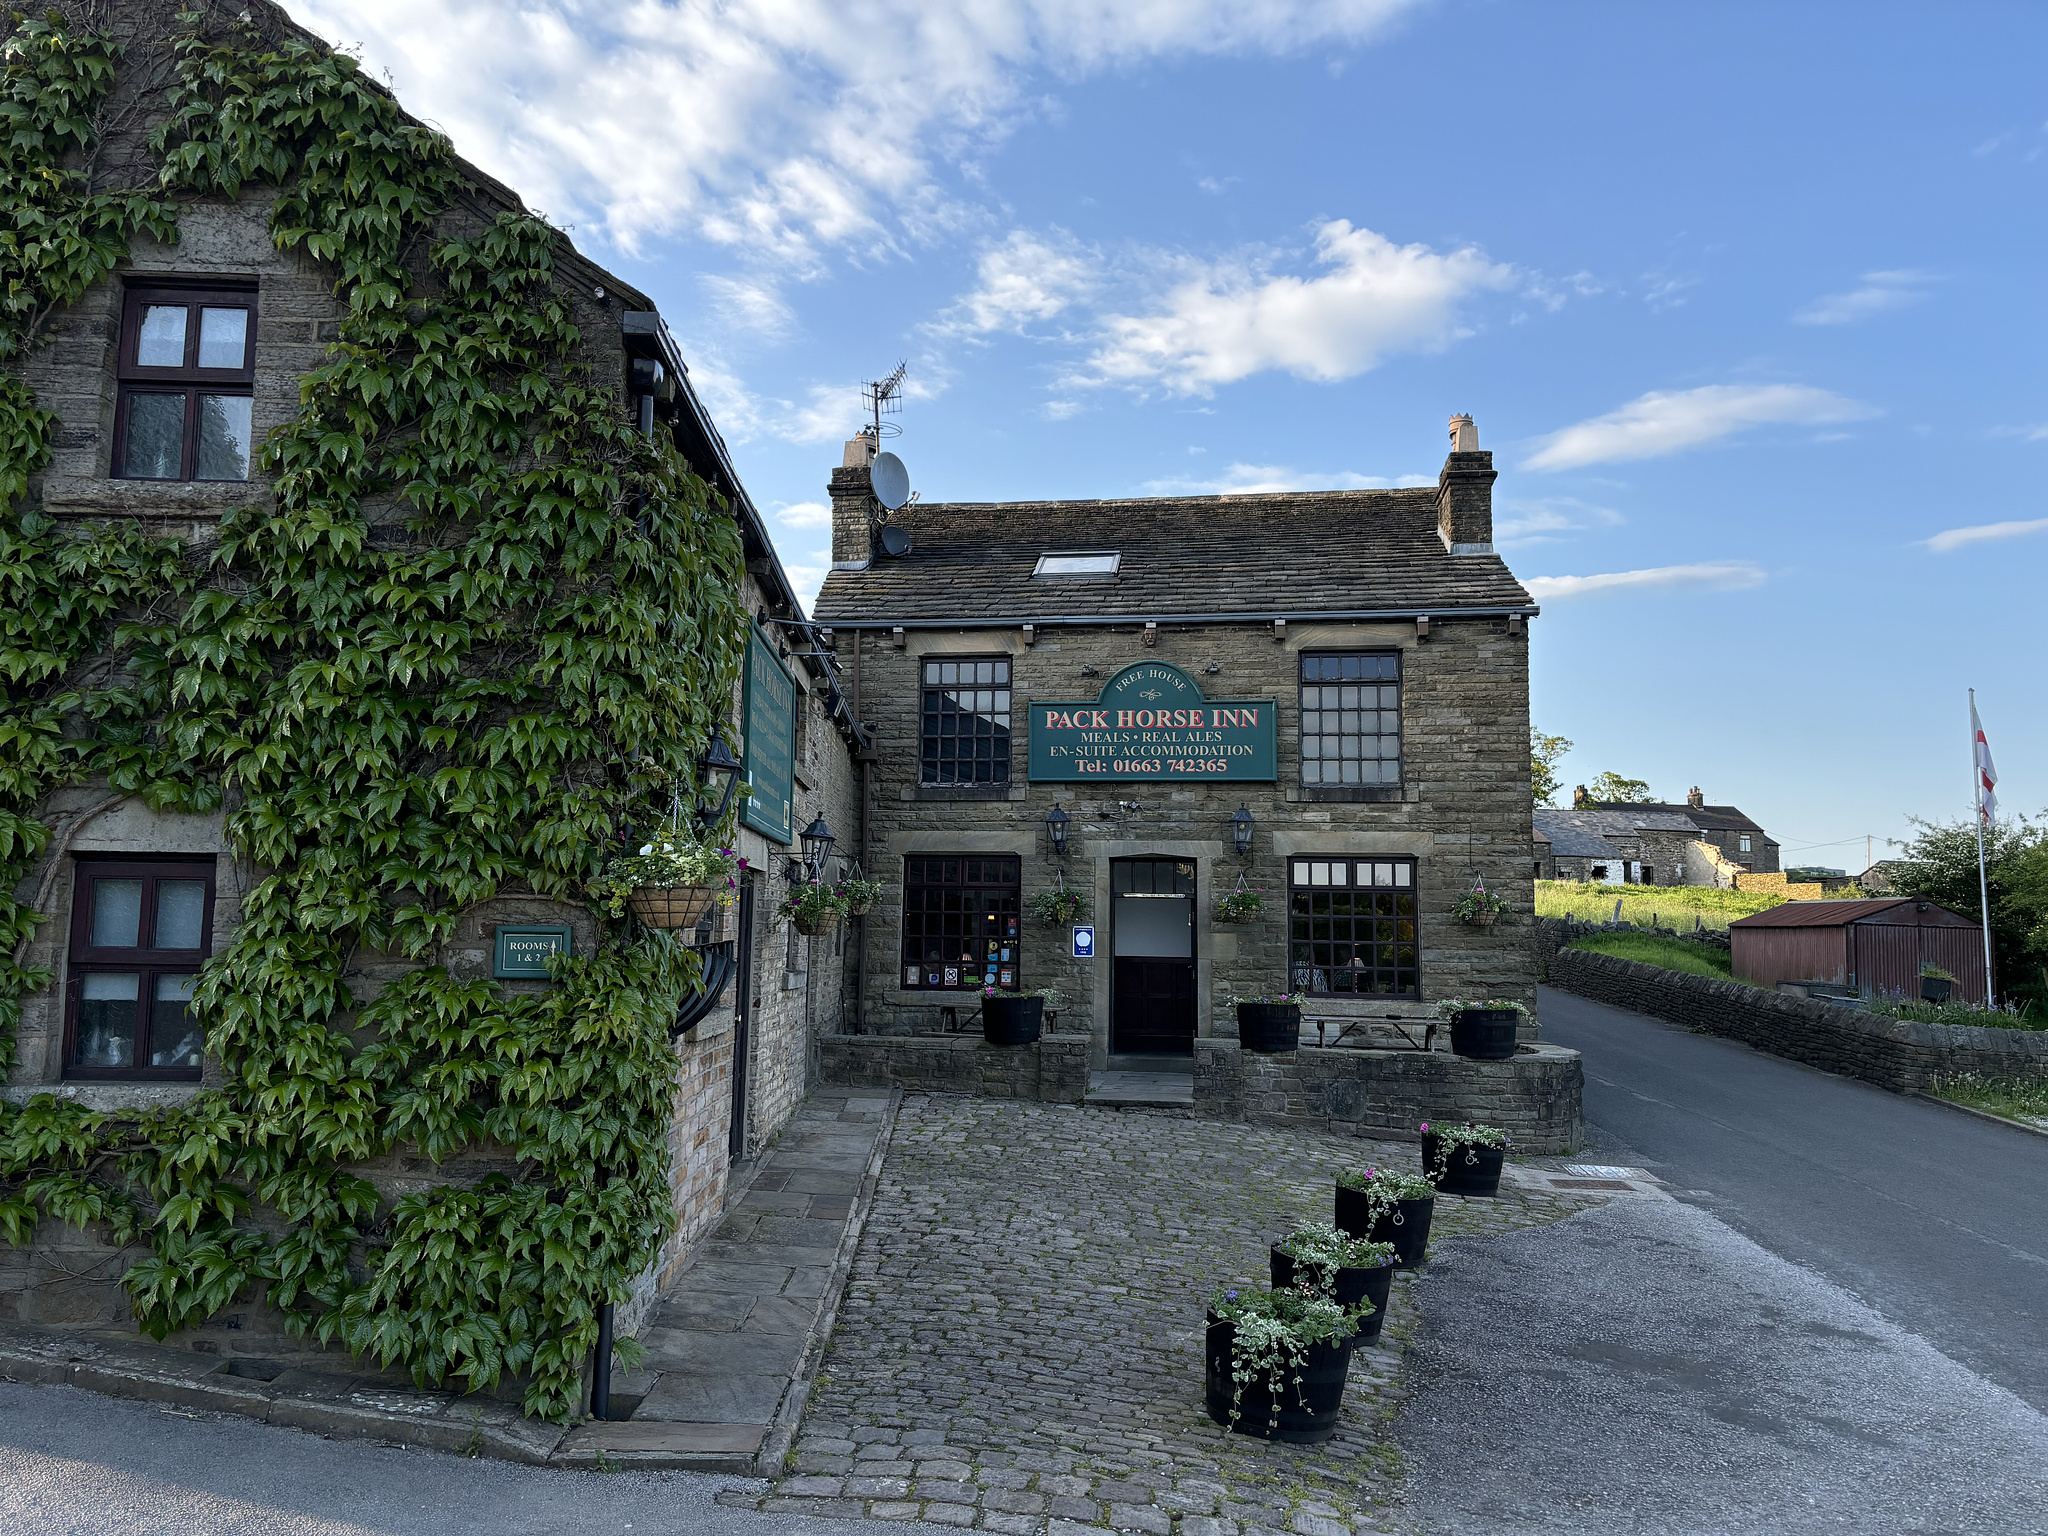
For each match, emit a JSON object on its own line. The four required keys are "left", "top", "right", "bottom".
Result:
{"left": 1971, "top": 688, "right": 1994, "bottom": 1003}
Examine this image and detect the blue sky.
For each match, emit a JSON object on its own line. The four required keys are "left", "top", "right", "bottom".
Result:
{"left": 295, "top": 0, "right": 2046, "bottom": 868}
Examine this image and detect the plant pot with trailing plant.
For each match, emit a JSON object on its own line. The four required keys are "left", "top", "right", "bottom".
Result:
{"left": 1215, "top": 885, "right": 1265, "bottom": 924}
{"left": 1030, "top": 888, "right": 1088, "bottom": 925}
{"left": 779, "top": 882, "right": 847, "bottom": 937}
{"left": 1204, "top": 1285, "right": 1369, "bottom": 1444}
{"left": 1334, "top": 1167, "right": 1436, "bottom": 1268}
{"left": 835, "top": 876, "right": 884, "bottom": 918}
{"left": 592, "top": 836, "right": 746, "bottom": 931}
{"left": 1421, "top": 1121, "right": 1510, "bottom": 1197}
{"left": 1920, "top": 964, "right": 1956, "bottom": 1004}
{"left": 1269, "top": 1223, "right": 1398, "bottom": 1344}
{"left": 981, "top": 985, "right": 1052, "bottom": 1045}
{"left": 1232, "top": 993, "right": 1304, "bottom": 1053}
{"left": 1433, "top": 997, "right": 1528, "bottom": 1060}
{"left": 1452, "top": 882, "right": 1511, "bottom": 930}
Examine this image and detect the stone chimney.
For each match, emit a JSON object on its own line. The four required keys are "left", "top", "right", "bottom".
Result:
{"left": 1572, "top": 784, "right": 1589, "bottom": 809}
{"left": 829, "top": 434, "right": 875, "bottom": 568}
{"left": 1437, "top": 413, "right": 1495, "bottom": 555}
{"left": 1687, "top": 786, "right": 1705, "bottom": 810}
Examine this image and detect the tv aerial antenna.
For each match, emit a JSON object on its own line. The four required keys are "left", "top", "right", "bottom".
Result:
{"left": 860, "top": 364, "right": 916, "bottom": 556}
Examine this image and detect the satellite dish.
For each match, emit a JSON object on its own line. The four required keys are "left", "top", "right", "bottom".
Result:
{"left": 871, "top": 451, "right": 911, "bottom": 511}
{"left": 877, "top": 526, "right": 913, "bottom": 558}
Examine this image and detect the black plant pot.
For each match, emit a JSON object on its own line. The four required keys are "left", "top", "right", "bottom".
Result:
{"left": 1334, "top": 1183, "right": 1434, "bottom": 1269}
{"left": 982, "top": 994, "right": 1043, "bottom": 1046}
{"left": 1270, "top": 1247, "right": 1395, "bottom": 1344}
{"left": 1237, "top": 1002, "right": 1302, "bottom": 1053}
{"left": 1920, "top": 976, "right": 1953, "bottom": 1003}
{"left": 1449, "top": 1007, "right": 1520, "bottom": 1060}
{"left": 1422, "top": 1132, "right": 1504, "bottom": 1197}
{"left": 1204, "top": 1315, "right": 1354, "bottom": 1443}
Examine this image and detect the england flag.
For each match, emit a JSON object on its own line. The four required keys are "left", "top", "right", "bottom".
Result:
{"left": 1972, "top": 697, "right": 1999, "bottom": 825}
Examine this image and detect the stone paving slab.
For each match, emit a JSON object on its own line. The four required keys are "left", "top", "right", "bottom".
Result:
{"left": 722, "top": 1095, "right": 1606, "bottom": 1535}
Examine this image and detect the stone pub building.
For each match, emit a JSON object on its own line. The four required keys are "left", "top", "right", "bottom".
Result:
{"left": 816, "top": 416, "right": 1541, "bottom": 1068}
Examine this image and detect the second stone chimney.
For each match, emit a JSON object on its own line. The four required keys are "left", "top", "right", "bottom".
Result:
{"left": 829, "top": 434, "right": 875, "bottom": 568}
{"left": 1437, "top": 413, "right": 1496, "bottom": 555}
{"left": 1572, "top": 784, "right": 1589, "bottom": 809}
{"left": 1687, "top": 786, "right": 1705, "bottom": 810}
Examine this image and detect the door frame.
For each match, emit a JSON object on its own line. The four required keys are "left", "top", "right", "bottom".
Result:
{"left": 1108, "top": 856, "right": 1199, "bottom": 1056}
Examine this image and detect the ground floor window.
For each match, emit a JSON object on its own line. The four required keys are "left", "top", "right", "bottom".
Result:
{"left": 1288, "top": 856, "right": 1418, "bottom": 997}
{"left": 65, "top": 857, "right": 213, "bottom": 1079}
{"left": 901, "top": 855, "right": 1021, "bottom": 990}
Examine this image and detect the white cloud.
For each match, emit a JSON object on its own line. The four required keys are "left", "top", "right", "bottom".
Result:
{"left": 292, "top": 0, "right": 1420, "bottom": 262}
{"left": 1493, "top": 496, "right": 1624, "bottom": 547}
{"left": 1077, "top": 220, "right": 1514, "bottom": 395}
{"left": 700, "top": 275, "right": 797, "bottom": 339}
{"left": 778, "top": 554, "right": 831, "bottom": 612}
{"left": 939, "top": 229, "right": 1100, "bottom": 336}
{"left": 1988, "top": 424, "right": 2048, "bottom": 442}
{"left": 1923, "top": 517, "right": 2048, "bottom": 554}
{"left": 1793, "top": 270, "right": 1934, "bottom": 326}
{"left": 1523, "top": 384, "right": 1877, "bottom": 472}
{"left": 1138, "top": 463, "right": 1433, "bottom": 495}
{"left": 774, "top": 501, "right": 833, "bottom": 530}
{"left": 1523, "top": 562, "right": 1766, "bottom": 602}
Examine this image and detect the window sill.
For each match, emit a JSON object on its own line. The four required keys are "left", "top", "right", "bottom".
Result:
{"left": 913, "top": 785, "right": 1013, "bottom": 802}
{"left": 4, "top": 1080, "right": 209, "bottom": 1111}
{"left": 40, "top": 475, "right": 265, "bottom": 519}
{"left": 1299, "top": 786, "right": 1402, "bottom": 803}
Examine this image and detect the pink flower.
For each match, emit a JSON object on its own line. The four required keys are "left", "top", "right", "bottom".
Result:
{"left": 1419, "top": 1121, "right": 1430, "bottom": 1133}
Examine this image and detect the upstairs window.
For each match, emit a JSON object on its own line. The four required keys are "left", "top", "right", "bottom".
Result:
{"left": 65, "top": 859, "right": 214, "bottom": 1080}
{"left": 1299, "top": 651, "right": 1401, "bottom": 791}
{"left": 115, "top": 284, "right": 257, "bottom": 482}
{"left": 920, "top": 657, "right": 1011, "bottom": 786}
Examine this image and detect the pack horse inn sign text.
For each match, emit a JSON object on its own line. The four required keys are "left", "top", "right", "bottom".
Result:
{"left": 1027, "top": 663, "right": 1277, "bottom": 782}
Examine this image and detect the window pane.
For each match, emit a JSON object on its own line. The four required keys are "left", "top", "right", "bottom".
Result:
{"left": 137, "top": 305, "right": 187, "bottom": 367}
{"left": 122, "top": 393, "right": 185, "bottom": 479}
{"left": 198, "top": 307, "right": 248, "bottom": 369}
{"left": 195, "top": 395, "right": 253, "bottom": 480}
{"left": 77, "top": 973, "right": 140, "bottom": 1067}
{"left": 154, "top": 880, "right": 207, "bottom": 949}
{"left": 90, "top": 879, "right": 143, "bottom": 947}
{"left": 151, "top": 974, "right": 203, "bottom": 1068}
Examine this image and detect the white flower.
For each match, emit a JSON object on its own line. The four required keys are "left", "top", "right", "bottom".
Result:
{"left": 639, "top": 844, "right": 654, "bottom": 856}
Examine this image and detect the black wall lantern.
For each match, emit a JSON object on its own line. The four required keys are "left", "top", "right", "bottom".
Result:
{"left": 799, "top": 815, "right": 837, "bottom": 880}
{"left": 1230, "top": 803, "right": 1256, "bottom": 858}
{"left": 1045, "top": 804, "right": 1071, "bottom": 857}
{"left": 694, "top": 733, "right": 743, "bottom": 832}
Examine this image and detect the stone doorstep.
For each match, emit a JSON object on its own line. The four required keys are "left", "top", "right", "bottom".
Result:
{"left": 553, "top": 1419, "right": 766, "bottom": 1473}
{"left": 1502, "top": 1164, "right": 1672, "bottom": 1201}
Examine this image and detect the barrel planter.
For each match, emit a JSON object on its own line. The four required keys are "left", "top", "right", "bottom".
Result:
{"left": 1449, "top": 1007, "right": 1520, "bottom": 1060}
{"left": 1270, "top": 1248, "right": 1395, "bottom": 1345}
{"left": 982, "top": 994, "right": 1044, "bottom": 1046}
{"left": 1336, "top": 1184, "right": 1434, "bottom": 1269}
{"left": 1236, "top": 1002, "right": 1302, "bottom": 1053}
{"left": 1203, "top": 1315, "right": 1354, "bottom": 1444}
{"left": 1423, "top": 1133, "right": 1505, "bottom": 1197}
{"left": 628, "top": 884, "right": 724, "bottom": 931}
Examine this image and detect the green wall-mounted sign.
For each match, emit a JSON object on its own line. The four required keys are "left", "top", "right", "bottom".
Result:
{"left": 494, "top": 925, "right": 572, "bottom": 980}
{"left": 1027, "top": 661, "right": 1277, "bottom": 782}
{"left": 741, "top": 622, "right": 796, "bottom": 845}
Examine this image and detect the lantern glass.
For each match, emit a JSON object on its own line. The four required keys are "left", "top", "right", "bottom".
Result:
{"left": 1230, "top": 804, "right": 1255, "bottom": 857}
{"left": 1046, "top": 805, "right": 1071, "bottom": 857}
{"left": 799, "top": 815, "right": 837, "bottom": 877}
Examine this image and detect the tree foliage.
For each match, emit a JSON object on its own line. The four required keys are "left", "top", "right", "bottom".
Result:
{"left": 0, "top": 8, "right": 748, "bottom": 1418}
{"left": 1586, "top": 772, "right": 1654, "bottom": 805}
{"left": 1530, "top": 728, "right": 1572, "bottom": 808}
{"left": 1887, "top": 813, "right": 2048, "bottom": 1010}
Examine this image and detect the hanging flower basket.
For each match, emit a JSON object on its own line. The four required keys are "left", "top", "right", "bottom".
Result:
{"left": 628, "top": 884, "right": 726, "bottom": 931}
{"left": 594, "top": 832, "right": 746, "bottom": 927}
{"left": 780, "top": 884, "right": 848, "bottom": 936}
{"left": 836, "top": 877, "right": 883, "bottom": 917}
{"left": 1030, "top": 888, "right": 1088, "bottom": 925}
{"left": 1216, "top": 886, "right": 1265, "bottom": 923}
{"left": 1452, "top": 882, "right": 1510, "bottom": 928}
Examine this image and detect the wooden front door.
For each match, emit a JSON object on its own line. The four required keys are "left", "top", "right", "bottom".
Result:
{"left": 1111, "top": 858, "right": 1197, "bottom": 1055}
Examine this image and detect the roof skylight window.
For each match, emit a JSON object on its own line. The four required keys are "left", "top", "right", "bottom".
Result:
{"left": 1033, "top": 552, "right": 1120, "bottom": 577}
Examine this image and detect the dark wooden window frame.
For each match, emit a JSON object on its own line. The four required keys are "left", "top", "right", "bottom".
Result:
{"left": 918, "top": 655, "right": 1013, "bottom": 787}
{"left": 1287, "top": 855, "right": 1420, "bottom": 999}
{"left": 63, "top": 857, "right": 215, "bottom": 1081}
{"left": 1297, "top": 649, "right": 1403, "bottom": 803}
{"left": 114, "top": 281, "right": 259, "bottom": 483}
{"left": 899, "top": 855, "right": 1021, "bottom": 991}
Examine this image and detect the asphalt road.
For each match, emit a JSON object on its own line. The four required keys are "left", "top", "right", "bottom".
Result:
{"left": 1396, "top": 986, "right": 2048, "bottom": 1536}
{"left": 1538, "top": 984, "right": 2048, "bottom": 1411}
{"left": 0, "top": 1379, "right": 926, "bottom": 1536}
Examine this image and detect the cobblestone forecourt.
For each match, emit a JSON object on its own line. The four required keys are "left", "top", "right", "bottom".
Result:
{"left": 719, "top": 1096, "right": 1600, "bottom": 1536}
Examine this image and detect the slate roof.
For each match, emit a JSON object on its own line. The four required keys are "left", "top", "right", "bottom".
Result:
{"left": 1598, "top": 801, "right": 1775, "bottom": 839}
{"left": 1532, "top": 814, "right": 1623, "bottom": 861}
{"left": 812, "top": 488, "right": 1535, "bottom": 625}
{"left": 1537, "top": 809, "right": 1702, "bottom": 845}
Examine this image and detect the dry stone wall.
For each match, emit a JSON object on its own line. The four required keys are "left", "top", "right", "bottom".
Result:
{"left": 818, "top": 1032, "right": 1091, "bottom": 1103}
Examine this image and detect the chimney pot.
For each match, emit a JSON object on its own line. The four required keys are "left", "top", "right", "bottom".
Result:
{"left": 1449, "top": 413, "right": 1478, "bottom": 451}
{"left": 1687, "top": 786, "right": 1704, "bottom": 809}
{"left": 1437, "top": 417, "right": 1495, "bottom": 554}
{"left": 1573, "top": 784, "right": 1589, "bottom": 809}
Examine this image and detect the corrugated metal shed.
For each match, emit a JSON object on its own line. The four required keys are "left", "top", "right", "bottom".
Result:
{"left": 1729, "top": 899, "right": 1987, "bottom": 1003}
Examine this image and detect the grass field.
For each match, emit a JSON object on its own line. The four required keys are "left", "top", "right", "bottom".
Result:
{"left": 1930, "top": 1073, "right": 2048, "bottom": 1127}
{"left": 1537, "top": 880, "right": 1789, "bottom": 932}
{"left": 1565, "top": 931, "right": 1736, "bottom": 979}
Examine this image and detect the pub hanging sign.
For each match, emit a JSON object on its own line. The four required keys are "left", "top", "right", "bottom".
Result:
{"left": 1027, "top": 662, "right": 1277, "bottom": 781}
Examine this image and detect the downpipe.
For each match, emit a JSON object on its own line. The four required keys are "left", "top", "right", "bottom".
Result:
{"left": 591, "top": 1300, "right": 614, "bottom": 1420}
